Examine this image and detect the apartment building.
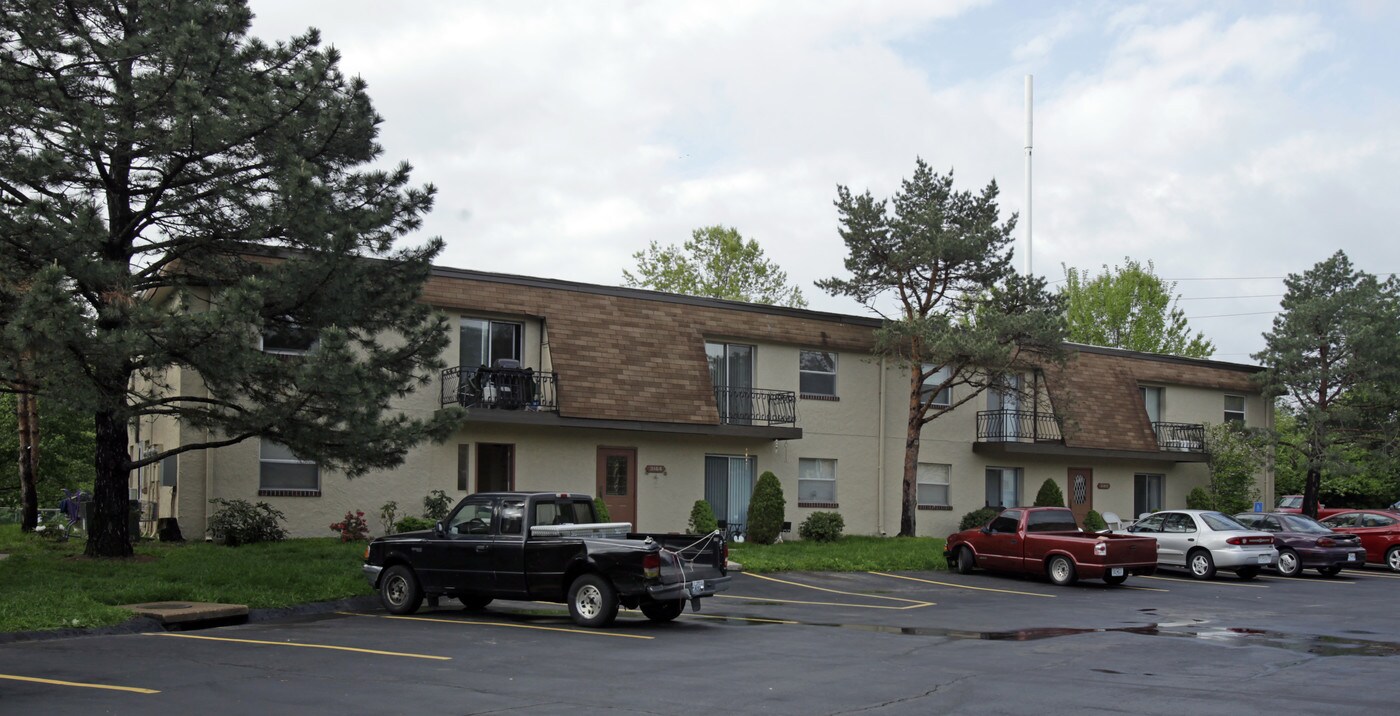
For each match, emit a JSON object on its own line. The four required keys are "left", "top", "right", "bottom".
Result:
{"left": 131, "top": 265, "right": 1271, "bottom": 539}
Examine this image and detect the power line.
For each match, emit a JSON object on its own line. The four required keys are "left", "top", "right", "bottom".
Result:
{"left": 1185, "top": 311, "right": 1280, "bottom": 319}
{"left": 1176, "top": 294, "right": 1283, "bottom": 301}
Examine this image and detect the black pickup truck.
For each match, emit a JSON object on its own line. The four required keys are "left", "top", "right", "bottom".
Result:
{"left": 362, "top": 492, "right": 731, "bottom": 627}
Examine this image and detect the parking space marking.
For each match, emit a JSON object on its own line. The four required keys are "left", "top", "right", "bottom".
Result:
{"left": 742, "top": 572, "right": 934, "bottom": 607}
{"left": 684, "top": 613, "right": 800, "bottom": 625}
{"left": 0, "top": 673, "right": 160, "bottom": 694}
{"left": 868, "top": 572, "right": 1055, "bottom": 598}
{"left": 1356, "top": 571, "right": 1400, "bottom": 580}
{"left": 714, "top": 594, "right": 932, "bottom": 610}
{"left": 1117, "top": 584, "right": 1170, "bottom": 592}
{"left": 144, "top": 632, "right": 453, "bottom": 659}
{"left": 340, "top": 612, "right": 654, "bottom": 640}
{"left": 1139, "top": 575, "right": 1267, "bottom": 589}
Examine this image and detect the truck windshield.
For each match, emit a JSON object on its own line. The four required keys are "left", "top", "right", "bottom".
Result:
{"left": 1026, "top": 510, "right": 1081, "bottom": 532}
{"left": 1278, "top": 496, "right": 1302, "bottom": 509}
{"left": 532, "top": 500, "right": 596, "bottom": 527}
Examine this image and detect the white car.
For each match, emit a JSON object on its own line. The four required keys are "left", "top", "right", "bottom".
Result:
{"left": 1122, "top": 510, "right": 1278, "bottom": 580}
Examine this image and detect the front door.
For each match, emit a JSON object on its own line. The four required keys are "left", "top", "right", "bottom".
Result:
{"left": 596, "top": 447, "right": 637, "bottom": 527}
{"left": 1069, "top": 468, "right": 1093, "bottom": 527}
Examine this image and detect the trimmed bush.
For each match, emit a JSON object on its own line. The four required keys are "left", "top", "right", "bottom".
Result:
{"left": 594, "top": 497, "right": 612, "bottom": 523}
{"left": 1033, "top": 478, "right": 1065, "bottom": 507}
{"left": 423, "top": 490, "right": 452, "bottom": 521}
{"left": 394, "top": 515, "right": 435, "bottom": 533}
{"left": 1082, "top": 509, "right": 1107, "bottom": 532}
{"left": 689, "top": 500, "right": 719, "bottom": 534}
{"left": 799, "top": 511, "right": 844, "bottom": 542}
{"left": 958, "top": 507, "right": 1000, "bottom": 531}
{"left": 745, "top": 471, "right": 786, "bottom": 545}
{"left": 207, "top": 498, "right": 287, "bottom": 546}
{"left": 1186, "top": 486, "right": 1212, "bottom": 510}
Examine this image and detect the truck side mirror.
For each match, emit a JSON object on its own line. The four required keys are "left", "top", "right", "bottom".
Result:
{"left": 434, "top": 521, "right": 445, "bottom": 537}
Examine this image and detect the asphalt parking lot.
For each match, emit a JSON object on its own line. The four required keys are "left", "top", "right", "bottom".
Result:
{"left": 4, "top": 565, "right": 1400, "bottom": 715}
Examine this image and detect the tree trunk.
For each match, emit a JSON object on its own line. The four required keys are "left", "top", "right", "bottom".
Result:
{"left": 84, "top": 409, "right": 133, "bottom": 558}
{"left": 899, "top": 365, "right": 924, "bottom": 537}
{"left": 17, "top": 392, "right": 39, "bottom": 533}
{"left": 1302, "top": 467, "right": 1322, "bottom": 520}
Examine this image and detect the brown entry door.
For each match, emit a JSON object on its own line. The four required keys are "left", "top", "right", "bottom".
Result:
{"left": 596, "top": 448, "right": 637, "bottom": 527}
{"left": 1069, "top": 468, "right": 1093, "bottom": 527}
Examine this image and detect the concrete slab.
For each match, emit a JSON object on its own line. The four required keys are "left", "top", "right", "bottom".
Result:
{"left": 119, "top": 601, "right": 248, "bottom": 625}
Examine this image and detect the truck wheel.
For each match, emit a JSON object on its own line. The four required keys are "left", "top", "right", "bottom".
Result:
{"left": 640, "top": 599, "right": 685, "bottom": 623}
{"left": 1235, "top": 567, "right": 1260, "bottom": 581}
{"left": 568, "top": 574, "right": 619, "bottom": 628}
{"left": 1047, "top": 555, "right": 1077, "bottom": 586}
{"left": 1103, "top": 573, "right": 1127, "bottom": 586}
{"left": 460, "top": 596, "right": 493, "bottom": 610}
{"left": 954, "top": 546, "right": 976, "bottom": 575}
{"left": 1276, "top": 549, "right": 1301, "bottom": 577}
{"left": 1188, "top": 550, "right": 1216, "bottom": 580}
{"left": 379, "top": 565, "right": 422, "bottom": 615}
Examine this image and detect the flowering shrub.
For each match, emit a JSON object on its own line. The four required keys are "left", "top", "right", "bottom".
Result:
{"left": 329, "top": 510, "right": 370, "bottom": 542}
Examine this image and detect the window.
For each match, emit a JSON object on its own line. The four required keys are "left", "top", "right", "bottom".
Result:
{"left": 984, "top": 467, "right": 1022, "bottom": 508}
{"left": 921, "top": 364, "right": 952, "bottom": 407}
{"left": 476, "top": 444, "right": 514, "bottom": 492}
{"left": 447, "top": 500, "right": 494, "bottom": 535}
{"left": 798, "top": 458, "right": 836, "bottom": 505}
{"left": 1362, "top": 513, "right": 1396, "bottom": 528}
{"left": 917, "top": 462, "right": 951, "bottom": 508}
{"left": 799, "top": 350, "right": 838, "bottom": 397}
{"left": 259, "top": 438, "right": 318, "bottom": 494}
{"left": 160, "top": 455, "right": 178, "bottom": 487}
{"left": 499, "top": 499, "right": 525, "bottom": 535}
{"left": 1322, "top": 513, "right": 1357, "bottom": 528}
{"left": 460, "top": 318, "right": 522, "bottom": 369}
{"left": 1140, "top": 386, "right": 1163, "bottom": 423}
{"left": 704, "top": 455, "right": 756, "bottom": 531}
{"left": 456, "top": 444, "right": 470, "bottom": 491}
{"left": 1026, "top": 510, "right": 1079, "bottom": 532}
{"left": 532, "top": 500, "right": 595, "bottom": 527}
{"left": 1163, "top": 513, "right": 1196, "bottom": 533}
{"left": 1224, "top": 395, "right": 1246, "bottom": 424}
{"left": 1133, "top": 474, "right": 1164, "bottom": 517}
{"left": 1202, "top": 513, "right": 1246, "bottom": 531}
{"left": 989, "top": 510, "right": 1021, "bottom": 533}
{"left": 1132, "top": 513, "right": 1166, "bottom": 533}
{"left": 261, "top": 317, "right": 318, "bottom": 355}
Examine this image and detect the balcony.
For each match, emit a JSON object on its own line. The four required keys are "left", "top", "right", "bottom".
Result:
{"left": 441, "top": 366, "right": 558, "bottom": 411}
{"left": 714, "top": 386, "right": 797, "bottom": 427}
{"left": 1153, "top": 421, "right": 1205, "bottom": 453}
{"left": 975, "top": 410, "right": 1064, "bottom": 443}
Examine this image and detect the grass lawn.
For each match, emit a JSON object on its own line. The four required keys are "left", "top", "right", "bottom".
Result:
{"left": 0, "top": 524, "right": 371, "bottom": 634}
{"left": 729, "top": 535, "right": 949, "bottom": 573}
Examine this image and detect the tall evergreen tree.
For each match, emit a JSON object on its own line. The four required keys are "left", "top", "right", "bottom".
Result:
{"left": 818, "top": 158, "right": 1066, "bottom": 536}
{"left": 0, "top": 0, "right": 457, "bottom": 556}
{"left": 1060, "top": 258, "right": 1214, "bottom": 358}
{"left": 622, "top": 225, "right": 808, "bottom": 307}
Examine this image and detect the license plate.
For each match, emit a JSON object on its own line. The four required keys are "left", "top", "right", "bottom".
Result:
{"left": 689, "top": 579, "right": 706, "bottom": 595}
{"left": 1110, "top": 567, "right": 1124, "bottom": 577}
{"left": 1348, "top": 553, "right": 1357, "bottom": 562}
{"left": 1258, "top": 554, "right": 1271, "bottom": 564}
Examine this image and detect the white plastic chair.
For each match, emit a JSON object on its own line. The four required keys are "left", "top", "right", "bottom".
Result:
{"left": 1102, "top": 511, "right": 1123, "bottom": 531}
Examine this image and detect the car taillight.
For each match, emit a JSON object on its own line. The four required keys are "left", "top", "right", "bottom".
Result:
{"left": 1093, "top": 541, "right": 1108, "bottom": 556}
{"left": 1226, "top": 536, "right": 1273, "bottom": 546}
{"left": 643, "top": 552, "right": 661, "bottom": 579}
{"left": 1316, "top": 537, "right": 1337, "bottom": 547}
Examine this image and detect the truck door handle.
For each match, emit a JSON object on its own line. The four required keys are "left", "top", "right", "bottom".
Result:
{"left": 475, "top": 545, "right": 488, "bottom": 552}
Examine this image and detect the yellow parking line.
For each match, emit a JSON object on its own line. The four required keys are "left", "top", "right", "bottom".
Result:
{"left": 0, "top": 673, "right": 159, "bottom": 695}
{"left": 144, "top": 632, "right": 451, "bottom": 660}
{"left": 684, "top": 613, "right": 800, "bottom": 625}
{"left": 868, "top": 571, "right": 1055, "bottom": 598}
{"left": 1356, "top": 571, "right": 1400, "bottom": 580}
{"left": 1139, "top": 575, "right": 1267, "bottom": 589}
{"left": 1119, "top": 584, "right": 1170, "bottom": 592}
{"left": 743, "top": 572, "right": 932, "bottom": 606}
{"left": 714, "top": 594, "right": 932, "bottom": 610}
{"left": 339, "top": 611, "right": 653, "bottom": 640}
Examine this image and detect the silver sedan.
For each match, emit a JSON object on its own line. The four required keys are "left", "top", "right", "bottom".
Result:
{"left": 1122, "top": 510, "right": 1278, "bottom": 580}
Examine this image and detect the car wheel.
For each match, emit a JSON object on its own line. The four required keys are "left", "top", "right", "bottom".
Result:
{"left": 640, "top": 599, "right": 685, "bottom": 623}
{"left": 1235, "top": 566, "right": 1260, "bottom": 581}
{"left": 954, "top": 546, "right": 976, "bottom": 575}
{"left": 1188, "top": 550, "right": 1216, "bottom": 580}
{"left": 1317, "top": 566, "right": 1342, "bottom": 577}
{"left": 567, "top": 573, "right": 619, "bottom": 628}
{"left": 1103, "top": 573, "right": 1128, "bottom": 586}
{"left": 1047, "top": 555, "right": 1077, "bottom": 586}
{"left": 460, "top": 596, "right": 493, "bottom": 610}
{"left": 1387, "top": 547, "right": 1400, "bottom": 573}
{"left": 379, "top": 565, "right": 422, "bottom": 615}
{"left": 1276, "top": 548, "right": 1301, "bottom": 577}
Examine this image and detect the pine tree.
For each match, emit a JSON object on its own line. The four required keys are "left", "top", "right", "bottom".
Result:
{"left": 0, "top": 1, "right": 457, "bottom": 556}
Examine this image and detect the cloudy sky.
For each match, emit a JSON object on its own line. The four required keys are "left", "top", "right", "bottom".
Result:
{"left": 248, "top": 0, "right": 1399, "bottom": 364}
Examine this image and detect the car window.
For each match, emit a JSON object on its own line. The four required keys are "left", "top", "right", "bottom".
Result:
{"left": 1234, "top": 514, "right": 1260, "bottom": 528}
{"left": 1278, "top": 515, "right": 1331, "bottom": 534}
{"left": 1323, "top": 513, "right": 1358, "bottom": 528}
{"left": 1026, "top": 510, "right": 1080, "bottom": 532}
{"left": 1201, "top": 512, "right": 1247, "bottom": 531}
{"left": 1260, "top": 516, "right": 1282, "bottom": 532}
{"left": 448, "top": 501, "right": 494, "bottom": 535}
{"left": 1362, "top": 513, "right": 1396, "bottom": 528}
{"left": 499, "top": 499, "right": 525, "bottom": 535}
{"left": 1133, "top": 514, "right": 1166, "bottom": 533}
{"left": 989, "top": 510, "right": 1021, "bottom": 533}
{"left": 1163, "top": 513, "right": 1196, "bottom": 533}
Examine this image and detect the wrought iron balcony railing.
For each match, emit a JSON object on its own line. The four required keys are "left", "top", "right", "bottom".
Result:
{"left": 1153, "top": 421, "right": 1205, "bottom": 452}
{"left": 975, "top": 409, "right": 1064, "bottom": 443}
{"left": 441, "top": 366, "right": 558, "bottom": 411}
{"left": 714, "top": 386, "right": 797, "bottom": 427}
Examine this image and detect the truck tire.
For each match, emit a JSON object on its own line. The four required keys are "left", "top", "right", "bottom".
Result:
{"left": 380, "top": 565, "right": 423, "bottom": 615}
{"left": 1103, "top": 573, "right": 1127, "bottom": 586}
{"left": 460, "top": 596, "right": 493, "bottom": 610}
{"left": 640, "top": 599, "right": 685, "bottom": 623}
{"left": 954, "top": 546, "right": 976, "bottom": 575}
{"left": 568, "top": 573, "right": 619, "bottom": 628}
{"left": 1047, "top": 555, "right": 1077, "bottom": 586}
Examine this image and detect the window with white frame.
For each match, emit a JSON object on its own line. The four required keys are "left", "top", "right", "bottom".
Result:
{"left": 984, "top": 467, "right": 1022, "bottom": 508}
{"left": 260, "top": 317, "right": 318, "bottom": 355}
{"left": 1224, "top": 395, "right": 1245, "bottom": 424}
{"left": 460, "top": 318, "right": 522, "bottom": 369}
{"left": 920, "top": 364, "right": 952, "bottom": 407}
{"left": 798, "top": 458, "right": 837, "bottom": 505}
{"left": 917, "top": 462, "right": 951, "bottom": 508}
{"left": 799, "top": 350, "right": 838, "bottom": 397}
{"left": 259, "top": 438, "right": 319, "bottom": 493}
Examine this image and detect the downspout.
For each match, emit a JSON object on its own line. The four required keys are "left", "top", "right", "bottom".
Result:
{"left": 203, "top": 423, "right": 213, "bottom": 537}
{"left": 877, "top": 356, "right": 886, "bottom": 536}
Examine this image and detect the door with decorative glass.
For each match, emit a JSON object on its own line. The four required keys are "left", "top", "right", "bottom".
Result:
{"left": 595, "top": 448, "right": 636, "bottom": 527}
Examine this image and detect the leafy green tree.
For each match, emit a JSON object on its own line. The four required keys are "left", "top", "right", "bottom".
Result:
{"left": 622, "top": 225, "right": 808, "bottom": 307}
{"left": 818, "top": 158, "right": 1066, "bottom": 537}
{"left": 745, "top": 471, "right": 786, "bottom": 544}
{"left": 2, "top": 393, "right": 95, "bottom": 520}
{"left": 1273, "top": 405, "right": 1399, "bottom": 507}
{"left": 1253, "top": 251, "right": 1400, "bottom": 517}
{"left": 1032, "top": 478, "right": 1065, "bottom": 507}
{"left": 1060, "top": 258, "right": 1214, "bottom": 358}
{"left": 0, "top": 1, "right": 457, "bottom": 556}
{"left": 1202, "top": 423, "right": 1264, "bottom": 515}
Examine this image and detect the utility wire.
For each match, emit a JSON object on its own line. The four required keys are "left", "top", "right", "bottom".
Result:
{"left": 1185, "top": 311, "right": 1280, "bottom": 319}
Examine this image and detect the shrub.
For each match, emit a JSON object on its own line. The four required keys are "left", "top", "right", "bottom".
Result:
{"left": 207, "top": 498, "right": 287, "bottom": 546}
{"left": 423, "top": 490, "right": 452, "bottom": 521}
{"left": 1033, "top": 478, "right": 1065, "bottom": 507}
{"left": 689, "top": 500, "right": 718, "bottom": 534}
{"left": 1186, "top": 486, "right": 1213, "bottom": 510}
{"left": 379, "top": 501, "right": 399, "bottom": 535}
{"left": 799, "top": 511, "right": 844, "bottom": 542}
{"left": 594, "top": 497, "right": 612, "bottom": 523}
{"left": 1082, "top": 509, "right": 1107, "bottom": 532}
{"left": 329, "top": 510, "right": 370, "bottom": 542}
{"left": 394, "top": 515, "right": 435, "bottom": 533}
{"left": 745, "top": 471, "right": 786, "bottom": 545}
{"left": 958, "top": 507, "right": 1000, "bottom": 531}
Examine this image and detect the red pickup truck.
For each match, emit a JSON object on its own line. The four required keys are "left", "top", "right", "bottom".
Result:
{"left": 945, "top": 507, "right": 1159, "bottom": 586}
{"left": 1274, "top": 495, "right": 1347, "bottom": 519}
